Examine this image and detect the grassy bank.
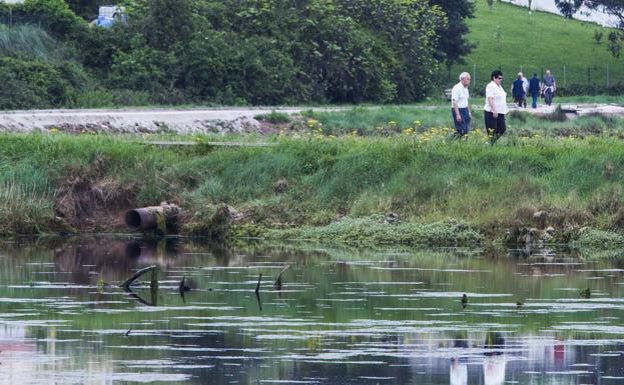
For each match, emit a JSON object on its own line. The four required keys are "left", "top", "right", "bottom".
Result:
{"left": 302, "top": 105, "right": 624, "bottom": 138}
{"left": 2, "top": 131, "right": 624, "bottom": 247}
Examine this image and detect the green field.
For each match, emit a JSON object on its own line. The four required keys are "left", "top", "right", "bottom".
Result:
{"left": 445, "top": 0, "right": 624, "bottom": 93}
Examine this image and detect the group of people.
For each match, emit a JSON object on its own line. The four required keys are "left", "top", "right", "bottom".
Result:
{"left": 510, "top": 70, "right": 557, "bottom": 109}
{"left": 450, "top": 69, "right": 557, "bottom": 142}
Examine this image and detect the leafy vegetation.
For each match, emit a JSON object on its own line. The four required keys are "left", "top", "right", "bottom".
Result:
{"left": 254, "top": 111, "right": 291, "bottom": 124}
{"left": 0, "top": 0, "right": 620, "bottom": 107}
{"left": 0, "top": 0, "right": 456, "bottom": 107}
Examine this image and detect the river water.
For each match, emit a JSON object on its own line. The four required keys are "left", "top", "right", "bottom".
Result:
{"left": 0, "top": 237, "right": 622, "bottom": 384}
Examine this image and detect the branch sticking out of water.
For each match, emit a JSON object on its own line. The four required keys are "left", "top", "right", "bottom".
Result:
{"left": 121, "top": 265, "right": 158, "bottom": 289}
{"left": 255, "top": 273, "right": 262, "bottom": 294}
{"left": 274, "top": 265, "right": 290, "bottom": 291}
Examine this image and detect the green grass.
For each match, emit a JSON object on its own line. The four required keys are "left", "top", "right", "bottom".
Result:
{"left": 254, "top": 110, "right": 291, "bottom": 124}
{"left": 446, "top": 0, "right": 624, "bottom": 92}
{"left": 301, "top": 105, "right": 624, "bottom": 137}
{"left": 267, "top": 217, "right": 483, "bottom": 246}
{"left": 2, "top": 131, "right": 624, "bottom": 246}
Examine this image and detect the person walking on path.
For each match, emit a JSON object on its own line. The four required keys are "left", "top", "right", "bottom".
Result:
{"left": 484, "top": 70, "right": 508, "bottom": 144}
{"left": 451, "top": 72, "right": 472, "bottom": 137}
{"left": 511, "top": 73, "right": 526, "bottom": 108}
{"left": 542, "top": 69, "right": 557, "bottom": 106}
{"left": 528, "top": 73, "right": 541, "bottom": 108}
{"left": 521, "top": 73, "right": 529, "bottom": 108}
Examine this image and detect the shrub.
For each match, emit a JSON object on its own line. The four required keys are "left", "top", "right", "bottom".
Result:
{"left": 0, "top": 57, "right": 91, "bottom": 109}
{"left": 254, "top": 111, "right": 291, "bottom": 124}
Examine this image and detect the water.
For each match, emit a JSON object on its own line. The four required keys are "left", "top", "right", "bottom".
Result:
{"left": 0, "top": 237, "right": 623, "bottom": 384}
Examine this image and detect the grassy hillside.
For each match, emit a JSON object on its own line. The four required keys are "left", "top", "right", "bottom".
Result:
{"left": 446, "top": 0, "right": 624, "bottom": 92}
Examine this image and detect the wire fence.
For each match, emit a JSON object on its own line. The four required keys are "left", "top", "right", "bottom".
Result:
{"left": 445, "top": 64, "right": 624, "bottom": 96}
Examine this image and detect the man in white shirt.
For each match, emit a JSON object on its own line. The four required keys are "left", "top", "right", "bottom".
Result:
{"left": 451, "top": 72, "right": 472, "bottom": 137}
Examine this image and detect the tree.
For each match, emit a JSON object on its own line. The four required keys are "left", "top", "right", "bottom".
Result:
{"left": 65, "top": 0, "right": 101, "bottom": 20}
{"left": 132, "top": 0, "right": 196, "bottom": 50}
{"left": 554, "top": 0, "right": 624, "bottom": 57}
{"left": 429, "top": 0, "right": 475, "bottom": 66}
{"left": 23, "top": 0, "right": 86, "bottom": 39}
{"left": 570, "top": 0, "right": 624, "bottom": 27}
{"left": 553, "top": 0, "right": 583, "bottom": 18}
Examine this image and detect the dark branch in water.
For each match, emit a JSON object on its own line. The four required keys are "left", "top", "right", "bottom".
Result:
{"left": 274, "top": 265, "right": 290, "bottom": 291}
{"left": 123, "top": 289, "right": 157, "bottom": 306}
{"left": 255, "top": 290, "right": 263, "bottom": 311}
{"left": 255, "top": 273, "right": 262, "bottom": 294}
{"left": 121, "top": 265, "right": 158, "bottom": 289}
{"left": 120, "top": 265, "right": 159, "bottom": 306}
{"left": 179, "top": 276, "right": 191, "bottom": 294}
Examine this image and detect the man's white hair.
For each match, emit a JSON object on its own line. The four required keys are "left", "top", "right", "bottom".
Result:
{"left": 459, "top": 72, "right": 471, "bottom": 81}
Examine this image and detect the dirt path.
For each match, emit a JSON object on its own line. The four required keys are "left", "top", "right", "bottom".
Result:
{"left": 0, "top": 104, "right": 622, "bottom": 134}
{"left": 508, "top": 103, "right": 624, "bottom": 117}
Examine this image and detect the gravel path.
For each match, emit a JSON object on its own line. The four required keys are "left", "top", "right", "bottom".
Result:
{"left": 0, "top": 104, "right": 622, "bottom": 134}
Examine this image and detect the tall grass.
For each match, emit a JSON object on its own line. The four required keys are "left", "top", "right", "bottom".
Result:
{"left": 1, "top": 132, "right": 624, "bottom": 239}
{"left": 0, "top": 24, "right": 56, "bottom": 59}
{"left": 0, "top": 181, "right": 54, "bottom": 235}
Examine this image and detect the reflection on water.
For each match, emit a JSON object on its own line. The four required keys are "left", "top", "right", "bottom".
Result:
{"left": 0, "top": 238, "right": 622, "bottom": 384}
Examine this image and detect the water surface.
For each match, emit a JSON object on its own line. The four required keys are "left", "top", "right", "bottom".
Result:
{"left": 0, "top": 238, "right": 622, "bottom": 384}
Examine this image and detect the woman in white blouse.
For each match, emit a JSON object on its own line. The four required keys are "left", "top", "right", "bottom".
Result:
{"left": 483, "top": 70, "right": 508, "bottom": 143}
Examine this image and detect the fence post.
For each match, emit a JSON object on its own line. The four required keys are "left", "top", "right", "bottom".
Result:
{"left": 473, "top": 64, "right": 476, "bottom": 85}
{"left": 563, "top": 65, "right": 566, "bottom": 88}
{"left": 587, "top": 66, "right": 590, "bottom": 85}
{"left": 606, "top": 64, "right": 609, "bottom": 87}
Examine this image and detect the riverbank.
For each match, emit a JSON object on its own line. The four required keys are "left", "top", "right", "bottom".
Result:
{"left": 3, "top": 131, "right": 624, "bottom": 250}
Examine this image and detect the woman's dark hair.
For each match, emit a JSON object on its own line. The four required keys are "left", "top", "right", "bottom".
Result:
{"left": 490, "top": 70, "right": 503, "bottom": 80}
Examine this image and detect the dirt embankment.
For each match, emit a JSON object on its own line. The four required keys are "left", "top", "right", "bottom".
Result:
{"left": 0, "top": 107, "right": 308, "bottom": 134}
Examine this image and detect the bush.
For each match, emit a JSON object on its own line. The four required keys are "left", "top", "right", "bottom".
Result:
{"left": 21, "top": 0, "right": 86, "bottom": 40}
{"left": 0, "top": 57, "right": 91, "bottom": 109}
{"left": 254, "top": 111, "right": 291, "bottom": 124}
{"left": 557, "top": 83, "right": 624, "bottom": 96}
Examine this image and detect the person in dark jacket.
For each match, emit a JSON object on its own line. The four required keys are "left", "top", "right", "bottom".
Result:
{"left": 542, "top": 69, "right": 557, "bottom": 106}
{"left": 528, "top": 73, "right": 541, "bottom": 108}
{"left": 511, "top": 73, "right": 526, "bottom": 108}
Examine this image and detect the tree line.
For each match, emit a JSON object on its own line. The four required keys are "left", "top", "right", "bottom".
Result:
{"left": 0, "top": 0, "right": 474, "bottom": 108}
{"left": 554, "top": 0, "right": 624, "bottom": 58}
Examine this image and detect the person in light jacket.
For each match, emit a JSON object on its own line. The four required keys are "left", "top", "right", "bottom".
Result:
{"left": 484, "top": 70, "right": 508, "bottom": 144}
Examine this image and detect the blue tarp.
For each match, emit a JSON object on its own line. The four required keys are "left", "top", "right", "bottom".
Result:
{"left": 96, "top": 15, "right": 115, "bottom": 28}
